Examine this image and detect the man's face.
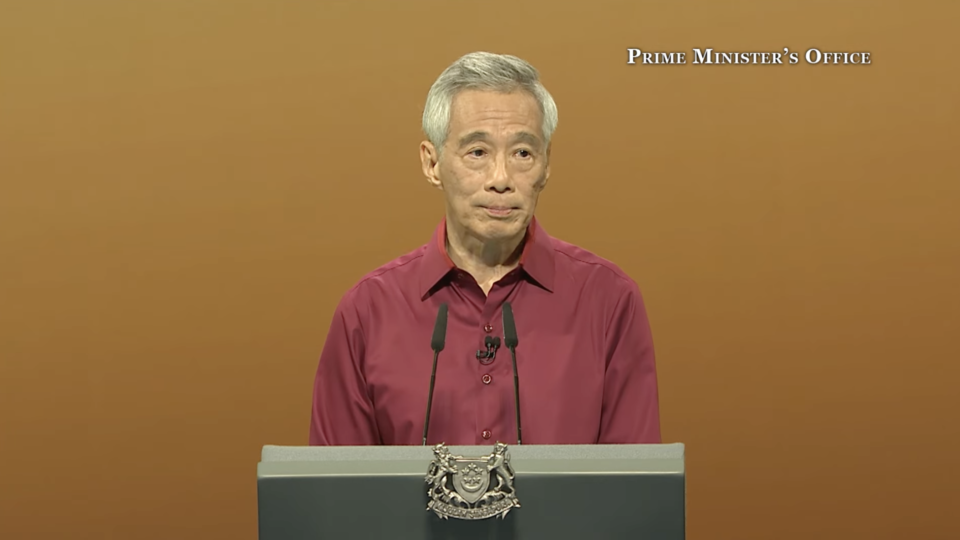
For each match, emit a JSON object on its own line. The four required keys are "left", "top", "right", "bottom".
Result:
{"left": 421, "top": 90, "right": 550, "bottom": 244}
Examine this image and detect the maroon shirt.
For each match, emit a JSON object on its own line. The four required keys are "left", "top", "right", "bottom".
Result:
{"left": 309, "top": 217, "right": 661, "bottom": 446}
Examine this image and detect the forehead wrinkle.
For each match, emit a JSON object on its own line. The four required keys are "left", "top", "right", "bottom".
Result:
{"left": 447, "top": 90, "right": 544, "bottom": 147}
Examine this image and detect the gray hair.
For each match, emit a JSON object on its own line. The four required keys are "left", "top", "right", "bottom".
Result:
{"left": 422, "top": 51, "right": 559, "bottom": 152}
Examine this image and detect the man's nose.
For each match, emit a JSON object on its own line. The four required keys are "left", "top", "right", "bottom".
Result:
{"left": 486, "top": 155, "right": 513, "bottom": 192}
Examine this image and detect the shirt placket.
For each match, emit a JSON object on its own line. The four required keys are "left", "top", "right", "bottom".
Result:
{"left": 474, "top": 275, "right": 521, "bottom": 445}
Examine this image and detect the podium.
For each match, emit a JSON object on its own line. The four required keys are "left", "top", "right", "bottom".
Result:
{"left": 257, "top": 442, "right": 685, "bottom": 539}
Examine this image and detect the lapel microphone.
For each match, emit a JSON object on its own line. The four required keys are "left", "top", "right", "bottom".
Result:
{"left": 476, "top": 335, "right": 500, "bottom": 362}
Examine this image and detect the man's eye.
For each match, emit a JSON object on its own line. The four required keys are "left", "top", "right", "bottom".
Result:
{"left": 517, "top": 149, "right": 531, "bottom": 158}
{"left": 469, "top": 149, "right": 485, "bottom": 157}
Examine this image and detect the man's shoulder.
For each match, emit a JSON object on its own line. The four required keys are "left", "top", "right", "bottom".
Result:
{"left": 357, "top": 244, "right": 429, "bottom": 285}
{"left": 338, "top": 243, "right": 429, "bottom": 305}
{"left": 549, "top": 236, "right": 639, "bottom": 292}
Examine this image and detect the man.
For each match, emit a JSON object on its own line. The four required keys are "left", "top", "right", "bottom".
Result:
{"left": 309, "top": 52, "right": 660, "bottom": 446}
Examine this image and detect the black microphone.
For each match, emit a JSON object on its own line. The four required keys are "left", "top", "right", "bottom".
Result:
{"left": 422, "top": 303, "right": 448, "bottom": 446}
{"left": 476, "top": 335, "right": 500, "bottom": 362}
{"left": 502, "top": 302, "right": 522, "bottom": 445}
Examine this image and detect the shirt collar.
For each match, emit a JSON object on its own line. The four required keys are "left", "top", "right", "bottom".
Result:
{"left": 419, "top": 216, "right": 556, "bottom": 300}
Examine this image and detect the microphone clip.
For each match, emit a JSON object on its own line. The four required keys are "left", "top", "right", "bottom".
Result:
{"left": 476, "top": 336, "right": 500, "bottom": 364}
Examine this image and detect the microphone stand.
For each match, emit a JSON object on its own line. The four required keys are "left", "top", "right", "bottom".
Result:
{"left": 422, "top": 303, "right": 448, "bottom": 446}
{"left": 422, "top": 347, "right": 441, "bottom": 446}
{"left": 502, "top": 302, "right": 522, "bottom": 445}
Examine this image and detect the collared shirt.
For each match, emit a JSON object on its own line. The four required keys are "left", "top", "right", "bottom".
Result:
{"left": 309, "top": 217, "right": 661, "bottom": 446}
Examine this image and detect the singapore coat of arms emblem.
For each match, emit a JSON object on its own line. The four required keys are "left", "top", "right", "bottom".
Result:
{"left": 424, "top": 442, "right": 521, "bottom": 520}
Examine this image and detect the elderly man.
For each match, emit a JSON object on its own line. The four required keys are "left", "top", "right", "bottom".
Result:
{"left": 309, "top": 52, "right": 660, "bottom": 446}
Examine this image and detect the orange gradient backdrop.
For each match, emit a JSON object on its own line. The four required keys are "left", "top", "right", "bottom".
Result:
{"left": 1, "top": 1, "right": 958, "bottom": 539}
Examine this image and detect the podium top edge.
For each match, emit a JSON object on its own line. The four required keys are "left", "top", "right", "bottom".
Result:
{"left": 260, "top": 442, "right": 685, "bottom": 463}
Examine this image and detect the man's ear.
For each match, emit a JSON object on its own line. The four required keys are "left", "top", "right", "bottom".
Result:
{"left": 420, "top": 141, "right": 443, "bottom": 190}
{"left": 541, "top": 142, "right": 552, "bottom": 191}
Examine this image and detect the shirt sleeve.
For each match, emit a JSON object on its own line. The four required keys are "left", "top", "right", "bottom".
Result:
{"left": 599, "top": 280, "right": 662, "bottom": 444}
{"left": 308, "top": 290, "right": 381, "bottom": 445}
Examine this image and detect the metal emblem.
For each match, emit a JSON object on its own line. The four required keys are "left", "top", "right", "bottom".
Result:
{"left": 425, "top": 442, "right": 521, "bottom": 520}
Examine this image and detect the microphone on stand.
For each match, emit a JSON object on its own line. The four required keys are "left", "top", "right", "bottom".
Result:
{"left": 502, "top": 302, "right": 522, "bottom": 445}
{"left": 422, "top": 303, "right": 448, "bottom": 446}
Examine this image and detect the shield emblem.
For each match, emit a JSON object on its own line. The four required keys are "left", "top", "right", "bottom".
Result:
{"left": 425, "top": 442, "right": 520, "bottom": 520}
{"left": 450, "top": 459, "right": 490, "bottom": 503}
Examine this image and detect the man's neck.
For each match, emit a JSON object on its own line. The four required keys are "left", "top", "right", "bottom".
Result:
{"left": 445, "top": 220, "right": 526, "bottom": 294}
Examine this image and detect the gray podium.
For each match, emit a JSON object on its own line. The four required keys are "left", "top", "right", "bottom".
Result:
{"left": 257, "top": 443, "right": 685, "bottom": 539}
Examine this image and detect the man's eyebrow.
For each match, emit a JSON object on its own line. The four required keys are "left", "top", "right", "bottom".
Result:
{"left": 456, "top": 131, "right": 543, "bottom": 149}
{"left": 510, "top": 132, "right": 541, "bottom": 148}
{"left": 457, "top": 131, "right": 490, "bottom": 148}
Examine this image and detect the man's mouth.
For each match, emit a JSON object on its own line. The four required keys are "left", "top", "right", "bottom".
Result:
{"left": 482, "top": 206, "right": 514, "bottom": 217}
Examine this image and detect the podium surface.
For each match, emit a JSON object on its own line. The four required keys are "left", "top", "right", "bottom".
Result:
{"left": 257, "top": 443, "right": 685, "bottom": 539}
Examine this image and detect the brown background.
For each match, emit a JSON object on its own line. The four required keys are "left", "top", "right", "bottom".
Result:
{"left": 1, "top": 1, "right": 958, "bottom": 539}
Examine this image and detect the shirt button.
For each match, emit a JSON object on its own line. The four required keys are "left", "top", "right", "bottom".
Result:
{"left": 481, "top": 430, "right": 492, "bottom": 440}
{"left": 481, "top": 374, "right": 492, "bottom": 384}
{"left": 484, "top": 323, "right": 494, "bottom": 333}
